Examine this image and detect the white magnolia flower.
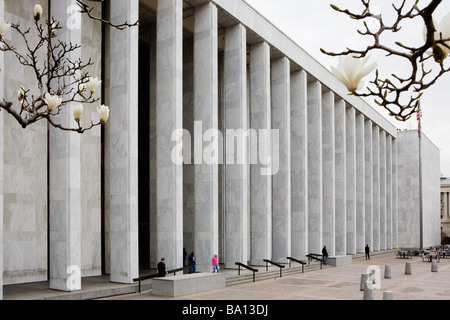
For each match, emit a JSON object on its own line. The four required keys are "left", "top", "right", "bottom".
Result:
{"left": 50, "top": 20, "right": 57, "bottom": 35}
{"left": 34, "top": 4, "right": 43, "bottom": 21}
{"left": 17, "top": 86, "right": 25, "bottom": 101}
{"left": 73, "top": 104, "right": 83, "bottom": 123}
{"left": 86, "top": 77, "right": 102, "bottom": 94}
{"left": 0, "top": 18, "right": 11, "bottom": 36}
{"left": 97, "top": 104, "right": 110, "bottom": 124}
{"left": 44, "top": 92, "right": 63, "bottom": 111}
{"left": 423, "top": 12, "right": 450, "bottom": 61}
{"left": 331, "top": 55, "right": 378, "bottom": 92}
{"left": 78, "top": 83, "right": 87, "bottom": 97}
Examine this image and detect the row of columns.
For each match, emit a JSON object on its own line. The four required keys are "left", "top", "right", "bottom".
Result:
{"left": 185, "top": 2, "right": 399, "bottom": 268}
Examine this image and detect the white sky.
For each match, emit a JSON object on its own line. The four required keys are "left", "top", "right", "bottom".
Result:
{"left": 245, "top": 0, "right": 450, "bottom": 176}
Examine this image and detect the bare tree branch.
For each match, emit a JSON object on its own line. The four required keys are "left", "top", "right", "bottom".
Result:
{"left": 322, "top": 0, "right": 449, "bottom": 121}
{"left": 0, "top": 2, "right": 136, "bottom": 133}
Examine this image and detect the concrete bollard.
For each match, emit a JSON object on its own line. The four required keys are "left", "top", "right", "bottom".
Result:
{"left": 405, "top": 262, "right": 412, "bottom": 275}
{"left": 383, "top": 291, "right": 394, "bottom": 300}
{"left": 384, "top": 265, "right": 392, "bottom": 279}
{"left": 363, "top": 281, "right": 374, "bottom": 300}
{"left": 431, "top": 260, "right": 438, "bottom": 272}
{"left": 360, "top": 273, "right": 369, "bottom": 291}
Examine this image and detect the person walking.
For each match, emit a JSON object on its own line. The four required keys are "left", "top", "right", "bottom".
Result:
{"left": 188, "top": 252, "right": 196, "bottom": 274}
{"left": 211, "top": 253, "right": 219, "bottom": 273}
{"left": 365, "top": 244, "right": 371, "bottom": 260}
{"left": 322, "top": 245, "right": 328, "bottom": 265}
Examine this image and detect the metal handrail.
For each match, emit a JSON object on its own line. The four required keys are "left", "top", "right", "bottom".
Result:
{"left": 235, "top": 262, "right": 258, "bottom": 282}
{"left": 286, "top": 257, "right": 306, "bottom": 273}
{"left": 306, "top": 254, "right": 323, "bottom": 269}
{"left": 133, "top": 267, "right": 185, "bottom": 293}
{"left": 263, "top": 259, "right": 285, "bottom": 278}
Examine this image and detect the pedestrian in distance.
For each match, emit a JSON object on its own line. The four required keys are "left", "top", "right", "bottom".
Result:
{"left": 365, "top": 244, "right": 371, "bottom": 260}
{"left": 188, "top": 252, "right": 196, "bottom": 274}
{"left": 157, "top": 257, "right": 168, "bottom": 277}
{"left": 212, "top": 253, "right": 219, "bottom": 273}
{"left": 322, "top": 245, "right": 328, "bottom": 265}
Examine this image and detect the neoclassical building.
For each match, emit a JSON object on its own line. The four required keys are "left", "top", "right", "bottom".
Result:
{"left": 0, "top": 0, "right": 441, "bottom": 298}
{"left": 441, "top": 177, "right": 450, "bottom": 237}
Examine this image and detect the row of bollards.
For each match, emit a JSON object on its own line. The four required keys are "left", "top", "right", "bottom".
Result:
{"left": 361, "top": 260, "right": 439, "bottom": 300}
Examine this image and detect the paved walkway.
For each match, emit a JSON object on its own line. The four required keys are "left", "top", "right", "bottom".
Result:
{"left": 4, "top": 251, "right": 450, "bottom": 302}
{"left": 98, "top": 251, "right": 450, "bottom": 300}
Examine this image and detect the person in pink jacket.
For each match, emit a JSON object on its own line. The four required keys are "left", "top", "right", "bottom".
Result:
{"left": 212, "top": 253, "right": 219, "bottom": 273}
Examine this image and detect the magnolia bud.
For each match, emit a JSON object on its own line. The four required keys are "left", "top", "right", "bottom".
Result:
{"left": 34, "top": 4, "right": 43, "bottom": 21}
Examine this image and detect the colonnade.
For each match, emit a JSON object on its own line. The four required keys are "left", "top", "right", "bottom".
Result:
{"left": 136, "top": 0, "right": 399, "bottom": 274}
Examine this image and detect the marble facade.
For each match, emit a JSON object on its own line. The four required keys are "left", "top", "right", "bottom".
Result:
{"left": 0, "top": 0, "right": 441, "bottom": 298}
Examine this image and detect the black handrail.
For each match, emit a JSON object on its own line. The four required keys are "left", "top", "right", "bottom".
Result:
{"left": 286, "top": 257, "right": 306, "bottom": 273}
{"left": 306, "top": 254, "right": 323, "bottom": 269}
{"left": 263, "top": 259, "right": 285, "bottom": 278}
{"left": 133, "top": 267, "right": 185, "bottom": 293}
{"left": 235, "top": 262, "right": 258, "bottom": 282}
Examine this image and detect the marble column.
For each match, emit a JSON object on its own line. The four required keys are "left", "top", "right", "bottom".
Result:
{"left": 271, "top": 57, "right": 291, "bottom": 263}
{"left": 322, "top": 90, "right": 335, "bottom": 256}
{"left": 364, "top": 119, "right": 373, "bottom": 250}
{"left": 49, "top": 0, "right": 82, "bottom": 291}
{"left": 392, "top": 138, "right": 398, "bottom": 248}
{"left": 307, "top": 80, "right": 322, "bottom": 255}
{"left": 223, "top": 23, "right": 248, "bottom": 268}
{"left": 356, "top": 113, "right": 365, "bottom": 253}
{"left": 346, "top": 106, "right": 356, "bottom": 255}
{"left": 249, "top": 41, "right": 272, "bottom": 265}
{"left": 107, "top": 0, "right": 139, "bottom": 282}
{"left": 291, "top": 69, "right": 308, "bottom": 260}
{"left": 386, "top": 135, "right": 392, "bottom": 249}
{"left": 334, "top": 99, "right": 346, "bottom": 256}
{"left": 155, "top": 0, "right": 184, "bottom": 271}
{"left": 193, "top": 2, "right": 219, "bottom": 272}
{"left": 444, "top": 194, "right": 448, "bottom": 219}
{"left": 372, "top": 126, "right": 380, "bottom": 251}
{"left": 379, "top": 130, "right": 386, "bottom": 250}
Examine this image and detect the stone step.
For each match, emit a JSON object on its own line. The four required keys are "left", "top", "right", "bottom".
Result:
{"left": 225, "top": 263, "right": 329, "bottom": 286}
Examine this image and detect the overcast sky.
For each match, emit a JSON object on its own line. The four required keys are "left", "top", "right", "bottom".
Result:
{"left": 244, "top": 0, "right": 450, "bottom": 176}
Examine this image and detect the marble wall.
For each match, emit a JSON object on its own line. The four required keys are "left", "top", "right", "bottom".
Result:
{"left": 3, "top": 0, "right": 48, "bottom": 285}
{"left": 397, "top": 130, "right": 441, "bottom": 248}
{"left": 2, "top": 0, "right": 103, "bottom": 287}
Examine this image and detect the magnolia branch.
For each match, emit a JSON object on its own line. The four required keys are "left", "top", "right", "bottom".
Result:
{"left": 321, "top": 0, "right": 450, "bottom": 121}
{"left": 0, "top": 3, "right": 126, "bottom": 133}
{"left": 76, "top": 0, "right": 139, "bottom": 30}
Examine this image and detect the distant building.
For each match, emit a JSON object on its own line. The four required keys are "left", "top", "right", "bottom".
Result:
{"left": 441, "top": 177, "right": 450, "bottom": 236}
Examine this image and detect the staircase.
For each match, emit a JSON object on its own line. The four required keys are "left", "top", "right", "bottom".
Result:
{"left": 225, "top": 262, "right": 329, "bottom": 286}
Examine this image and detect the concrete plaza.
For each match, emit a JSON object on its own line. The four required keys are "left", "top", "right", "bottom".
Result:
{"left": 98, "top": 251, "right": 450, "bottom": 301}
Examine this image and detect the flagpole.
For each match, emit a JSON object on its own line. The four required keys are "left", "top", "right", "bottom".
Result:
{"left": 418, "top": 103, "right": 423, "bottom": 251}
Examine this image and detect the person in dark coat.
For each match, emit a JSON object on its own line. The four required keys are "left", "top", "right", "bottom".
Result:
{"left": 322, "top": 245, "right": 328, "bottom": 265}
{"left": 157, "top": 257, "right": 168, "bottom": 277}
{"left": 188, "top": 252, "right": 196, "bottom": 274}
{"left": 365, "top": 244, "right": 371, "bottom": 260}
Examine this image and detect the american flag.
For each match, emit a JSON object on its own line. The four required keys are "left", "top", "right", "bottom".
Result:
{"left": 417, "top": 102, "right": 422, "bottom": 138}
